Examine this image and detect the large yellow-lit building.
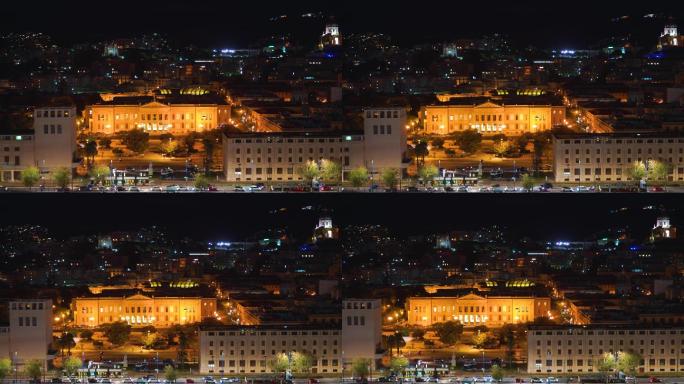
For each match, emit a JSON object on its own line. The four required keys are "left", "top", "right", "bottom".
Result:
{"left": 420, "top": 97, "right": 565, "bottom": 136}
{"left": 72, "top": 293, "right": 217, "bottom": 328}
{"left": 86, "top": 93, "right": 230, "bottom": 135}
{"left": 406, "top": 292, "right": 550, "bottom": 327}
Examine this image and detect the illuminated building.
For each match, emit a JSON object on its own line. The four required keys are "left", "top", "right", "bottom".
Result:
{"left": 0, "top": 299, "right": 53, "bottom": 370}
{"left": 1, "top": 106, "right": 77, "bottom": 182}
{"left": 527, "top": 325, "right": 684, "bottom": 374}
{"left": 421, "top": 97, "right": 565, "bottom": 136}
{"left": 85, "top": 92, "right": 230, "bottom": 135}
{"left": 651, "top": 217, "right": 677, "bottom": 241}
{"left": 658, "top": 25, "right": 684, "bottom": 49}
{"left": 313, "top": 217, "right": 339, "bottom": 241}
{"left": 320, "top": 23, "right": 341, "bottom": 48}
{"left": 222, "top": 107, "right": 408, "bottom": 182}
{"left": 72, "top": 293, "right": 217, "bottom": 328}
{"left": 552, "top": 133, "right": 684, "bottom": 183}
{"left": 406, "top": 292, "right": 550, "bottom": 327}
{"left": 198, "top": 299, "right": 381, "bottom": 375}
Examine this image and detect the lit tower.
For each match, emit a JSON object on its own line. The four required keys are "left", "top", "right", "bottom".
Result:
{"left": 320, "top": 23, "right": 342, "bottom": 48}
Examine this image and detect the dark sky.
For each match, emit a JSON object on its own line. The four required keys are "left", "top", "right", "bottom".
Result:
{"left": 0, "top": 193, "right": 680, "bottom": 242}
{"left": 4, "top": 1, "right": 684, "bottom": 48}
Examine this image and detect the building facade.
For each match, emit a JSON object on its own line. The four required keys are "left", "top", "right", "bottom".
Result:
{"left": 72, "top": 294, "right": 217, "bottom": 328}
{"left": 527, "top": 325, "right": 684, "bottom": 374}
{"left": 222, "top": 107, "right": 407, "bottom": 182}
{"left": 198, "top": 299, "right": 382, "bottom": 375}
{"left": 421, "top": 99, "right": 565, "bottom": 136}
{"left": 0, "top": 106, "right": 77, "bottom": 181}
{"left": 406, "top": 293, "right": 551, "bottom": 327}
{"left": 86, "top": 97, "right": 230, "bottom": 135}
{"left": 0, "top": 299, "right": 53, "bottom": 370}
{"left": 552, "top": 133, "right": 684, "bottom": 183}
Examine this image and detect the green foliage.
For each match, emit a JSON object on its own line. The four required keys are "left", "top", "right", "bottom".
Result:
{"left": 164, "top": 365, "right": 177, "bottom": 382}
{"left": 521, "top": 174, "right": 535, "bottom": 191}
{"left": 389, "top": 356, "right": 409, "bottom": 375}
{"left": 454, "top": 129, "right": 482, "bottom": 154}
{"left": 53, "top": 167, "right": 71, "bottom": 189}
{"left": 491, "top": 364, "right": 504, "bottom": 382}
{"left": 418, "top": 164, "right": 439, "bottom": 184}
{"left": 122, "top": 129, "right": 150, "bottom": 154}
{"left": 298, "top": 160, "right": 320, "bottom": 185}
{"left": 349, "top": 166, "right": 369, "bottom": 188}
{"left": 24, "top": 359, "right": 42, "bottom": 382}
{"left": 112, "top": 148, "right": 124, "bottom": 158}
{"left": 647, "top": 159, "right": 669, "bottom": 182}
{"left": 89, "top": 165, "right": 111, "bottom": 185}
{"left": 381, "top": 168, "right": 399, "bottom": 189}
{"left": 320, "top": 159, "right": 341, "bottom": 183}
{"left": 493, "top": 140, "right": 512, "bottom": 157}
{"left": 351, "top": 358, "right": 371, "bottom": 378}
{"left": 291, "top": 352, "right": 314, "bottom": 373}
{"left": 183, "top": 134, "right": 198, "bottom": 154}
{"left": 63, "top": 356, "right": 82, "bottom": 377}
{"left": 627, "top": 161, "right": 647, "bottom": 183}
{"left": 268, "top": 353, "right": 289, "bottom": 373}
{"left": 472, "top": 331, "right": 489, "bottom": 348}
{"left": 595, "top": 353, "right": 617, "bottom": 383}
{"left": 0, "top": 358, "right": 12, "bottom": 381}
{"left": 617, "top": 351, "right": 641, "bottom": 378}
{"left": 160, "top": 140, "right": 179, "bottom": 156}
{"left": 433, "top": 321, "right": 464, "bottom": 345}
{"left": 21, "top": 166, "right": 41, "bottom": 189}
{"left": 194, "top": 174, "right": 210, "bottom": 190}
{"left": 102, "top": 321, "right": 131, "bottom": 346}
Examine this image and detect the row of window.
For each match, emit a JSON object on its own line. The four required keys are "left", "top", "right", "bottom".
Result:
{"left": 2, "top": 156, "right": 21, "bottom": 166}
{"left": 236, "top": 147, "right": 350, "bottom": 155}
{"left": 232, "top": 156, "right": 351, "bottom": 168}
{"left": 17, "top": 316, "right": 38, "bottom": 327}
{"left": 561, "top": 167, "right": 684, "bottom": 176}
{"left": 233, "top": 137, "right": 356, "bottom": 144}
{"left": 205, "top": 330, "right": 339, "bottom": 337}
{"left": 11, "top": 302, "right": 45, "bottom": 310}
{"left": 36, "top": 109, "right": 70, "bottom": 118}
{"left": 366, "top": 110, "right": 400, "bottom": 119}
{"left": 564, "top": 147, "right": 684, "bottom": 155}
{"left": 536, "top": 338, "right": 684, "bottom": 346}
{"left": 372, "top": 125, "right": 393, "bottom": 135}
{"left": 561, "top": 138, "right": 684, "bottom": 145}
{"left": 43, "top": 124, "right": 63, "bottom": 134}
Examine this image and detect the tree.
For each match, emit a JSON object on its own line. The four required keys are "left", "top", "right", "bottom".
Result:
{"left": 57, "top": 332, "right": 76, "bottom": 356}
{"left": 98, "top": 137, "right": 112, "bottom": 149}
{"left": 164, "top": 365, "right": 177, "bottom": 383}
{"left": 472, "top": 331, "right": 489, "bottom": 348}
{"left": 493, "top": 140, "right": 511, "bottom": 157}
{"left": 381, "top": 168, "right": 399, "bottom": 190}
{"left": 268, "top": 353, "right": 289, "bottom": 373}
{"left": 431, "top": 137, "right": 445, "bottom": 149}
{"left": 647, "top": 160, "right": 669, "bottom": 183}
{"left": 63, "top": 356, "right": 82, "bottom": 377}
{"left": 0, "top": 358, "right": 12, "bottom": 383}
{"left": 21, "top": 166, "right": 41, "bottom": 189}
{"left": 491, "top": 364, "right": 504, "bottom": 382}
{"left": 385, "top": 333, "right": 406, "bottom": 355}
{"left": 112, "top": 148, "right": 124, "bottom": 158}
{"left": 348, "top": 166, "right": 369, "bottom": 188}
{"left": 414, "top": 141, "right": 429, "bottom": 164}
{"left": 79, "top": 329, "right": 94, "bottom": 341}
{"left": 418, "top": 164, "right": 439, "bottom": 185}
{"left": 411, "top": 329, "right": 426, "bottom": 339}
{"left": 595, "top": 353, "right": 617, "bottom": 384}
{"left": 102, "top": 321, "right": 131, "bottom": 346}
{"left": 160, "top": 139, "right": 178, "bottom": 157}
{"left": 201, "top": 130, "right": 222, "bottom": 175}
{"left": 194, "top": 174, "right": 210, "bottom": 190}
{"left": 617, "top": 351, "right": 641, "bottom": 383}
{"left": 24, "top": 359, "right": 42, "bottom": 383}
{"left": 53, "top": 167, "right": 71, "bottom": 190}
{"left": 89, "top": 165, "right": 111, "bottom": 185}
{"left": 626, "top": 161, "right": 647, "bottom": 184}
{"left": 143, "top": 332, "right": 158, "bottom": 348}
{"left": 514, "top": 134, "right": 531, "bottom": 153}
{"left": 389, "top": 356, "right": 409, "bottom": 375}
{"left": 183, "top": 134, "right": 198, "bottom": 154}
{"left": 433, "top": 321, "right": 464, "bottom": 346}
{"left": 122, "top": 129, "right": 150, "bottom": 154}
{"left": 320, "top": 159, "right": 342, "bottom": 184}
{"left": 84, "top": 139, "right": 98, "bottom": 166}
{"left": 351, "top": 358, "right": 371, "bottom": 379}
{"left": 291, "top": 352, "right": 314, "bottom": 374}
{"left": 521, "top": 174, "right": 535, "bottom": 191}
{"left": 454, "top": 130, "right": 482, "bottom": 154}
{"left": 298, "top": 160, "right": 320, "bottom": 186}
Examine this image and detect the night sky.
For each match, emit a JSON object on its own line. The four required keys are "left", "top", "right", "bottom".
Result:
{"left": 4, "top": 1, "right": 684, "bottom": 48}
{"left": 0, "top": 193, "right": 680, "bottom": 242}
